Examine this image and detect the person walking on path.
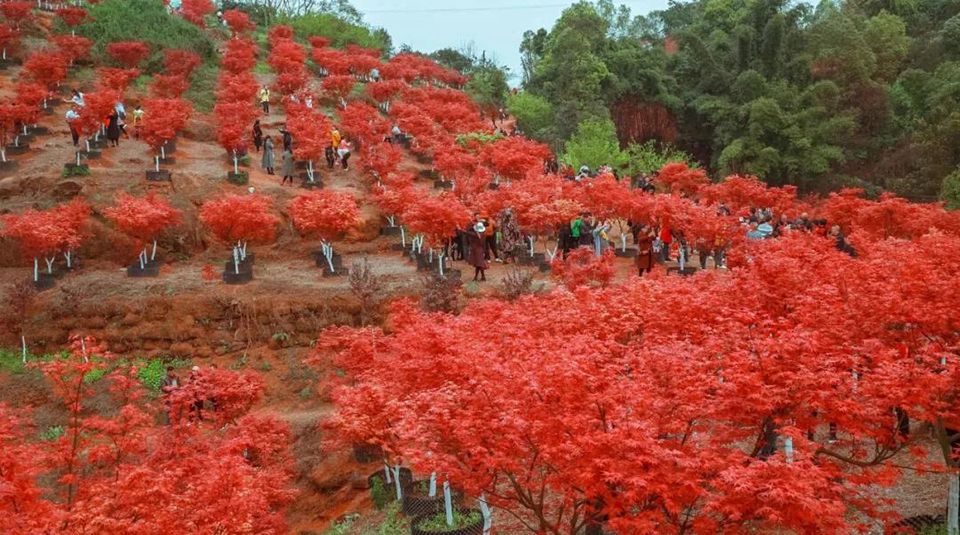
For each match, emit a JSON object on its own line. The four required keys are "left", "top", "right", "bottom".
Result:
{"left": 280, "top": 125, "right": 292, "bottom": 151}
{"left": 466, "top": 222, "right": 490, "bottom": 282}
{"left": 281, "top": 148, "right": 295, "bottom": 186}
{"left": 131, "top": 105, "right": 144, "bottom": 139}
{"left": 252, "top": 120, "right": 263, "bottom": 153}
{"left": 106, "top": 110, "right": 121, "bottom": 147}
{"left": 258, "top": 86, "right": 270, "bottom": 114}
{"left": 337, "top": 138, "right": 351, "bottom": 169}
{"left": 65, "top": 106, "right": 80, "bottom": 146}
{"left": 261, "top": 135, "right": 275, "bottom": 175}
{"left": 635, "top": 225, "right": 655, "bottom": 276}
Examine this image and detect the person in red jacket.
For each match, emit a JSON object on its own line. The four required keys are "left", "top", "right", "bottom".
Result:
{"left": 659, "top": 225, "right": 673, "bottom": 262}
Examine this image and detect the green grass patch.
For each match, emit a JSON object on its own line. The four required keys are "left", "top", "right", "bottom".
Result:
{"left": 39, "top": 425, "right": 65, "bottom": 442}
{"left": 184, "top": 62, "right": 218, "bottom": 113}
{"left": 413, "top": 509, "right": 481, "bottom": 532}
{"left": 135, "top": 357, "right": 191, "bottom": 392}
{"left": 69, "top": 0, "right": 217, "bottom": 73}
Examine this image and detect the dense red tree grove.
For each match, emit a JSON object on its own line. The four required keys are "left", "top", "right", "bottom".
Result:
{"left": 0, "top": 336, "right": 295, "bottom": 532}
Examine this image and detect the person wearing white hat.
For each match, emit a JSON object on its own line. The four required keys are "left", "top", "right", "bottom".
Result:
{"left": 465, "top": 222, "right": 489, "bottom": 282}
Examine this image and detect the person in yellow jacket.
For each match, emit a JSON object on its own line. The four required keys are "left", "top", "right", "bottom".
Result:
{"left": 258, "top": 86, "right": 270, "bottom": 114}
{"left": 330, "top": 127, "right": 341, "bottom": 149}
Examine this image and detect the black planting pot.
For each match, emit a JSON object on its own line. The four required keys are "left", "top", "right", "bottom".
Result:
{"left": 416, "top": 253, "right": 438, "bottom": 272}
{"left": 224, "top": 260, "right": 253, "bottom": 274}
{"left": 381, "top": 225, "right": 402, "bottom": 236}
{"left": 433, "top": 179, "right": 453, "bottom": 190}
{"left": 367, "top": 467, "right": 413, "bottom": 494}
{"left": 390, "top": 243, "right": 407, "bottom": 251}
{"left": 45, "top": 97, "right": 63, "bottom": 107}
{"left": 295, "top": 160, "right": 309, "bottom": 170}
{"left": 158, "top": 157, "right": 176, "bottom": 165}
{"left": 161, "top": 141, "right": 176, "bottom": 154}
{"left": 146, "top": 170, "right": 171, "bottom": 181}
{"left": 0, "top": 160, "right": 17, "bottom": 171}
{"left": 402, "top": 481, "right": 463, "bottom": 517}
{"left": 127, "top": 261, "right": 161, "bottom": 278}
{"left": 487, "top": 182, "right": 500, "bottom": 190}
{"left": 299, "top": 171, "right": 322, "bottom": 182}
{"left": 222, "top": 269, "right": 253, "bottom": 284}
{"left": 300, "top": 178, "right": 323, "bottom": 189}
{"left": 313, "top": 251, "right": 344, "bottom": 273}
{"left": 352, "top": 443, "right": 384, "bottom": 464}
{"left": 16, "top": 133, "right": 35, "bottom": 143}
{"left": 33, "top": 273, "right": 56, "bottom": 290}
{"left": 5, "top": 144, "right": 29, "bottom": 155}
{"left": 82, "top": 150, "right": 101, "bottom": 160}
{"left": 242, "top": 253, "right": 256, "bottom": 265}
{"left": 666, "top": 266, "right": 698, "bottom": 277}
{"left": 538, "top": 261, "right": 552, "bottom": 273}
{"left": 29, "top": 126, "right": 50, "bottom": 136}
{"left": 226, "top": 172, "right": 249, "bottom": 185}
{"left": 87, "top": 139, "right": 107, "bottom": 150}
{"left": 410, "top": 508, "right": 484, "bottom": 535}
{"left": 614, "top": 247, "right": 638, "bottom": 258}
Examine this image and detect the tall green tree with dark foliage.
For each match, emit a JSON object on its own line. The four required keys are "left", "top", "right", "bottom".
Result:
{"left": 520, "top": 0, "right": 960, "bottom": 198}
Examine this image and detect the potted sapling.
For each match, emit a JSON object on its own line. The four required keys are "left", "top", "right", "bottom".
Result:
{"left": 200, "top": 194, "right": 279, "bottom": 284}
{"left": 104, "top": 193, "right": 181, "bottom": 278}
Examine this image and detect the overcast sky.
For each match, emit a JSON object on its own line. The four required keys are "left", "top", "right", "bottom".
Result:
{"left": 351, "top": 0, "right": 670, "bottom": 83}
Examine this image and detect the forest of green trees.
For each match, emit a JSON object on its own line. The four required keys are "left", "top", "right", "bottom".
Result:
{"left": 507, "top": 0, "right": 960, "bottom": 199}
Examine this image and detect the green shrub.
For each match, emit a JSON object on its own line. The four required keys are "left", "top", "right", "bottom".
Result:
{"left": 0, "top": 349, "right": 26, "bottom": 374}
{"left": 39, "top": 425, "right": 65, "bottom": 442}
{"left": 184, "top": 63, "right": 219, "bottom": 112}
{"left": 283, "top": 13, "right": 391, "bottom": 51}
{"left": 941, "top": 167, "right": 960, "bottom": 210}
{"left": 71, "top": 0, "right": 217, "bottom": 73}
{"left": 135, "top": 357, "right": 190, "bottom": 391}
{"left": 83, "top": 367, "right": 107, "bottom": 384}
{"left": 61, "top": 165, "right": 90, "bottom": 178}
{"left": 373, "top": 502, "right": 409, "bottom": 535}
{"left": 370, "top": 476, "right": 391, "bottom": 510}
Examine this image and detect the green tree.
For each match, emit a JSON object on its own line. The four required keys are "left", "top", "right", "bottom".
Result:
{"left": 507, "top": 92, "right": 555, "bottom": 142}
{"left": 465, "top": 63, "right": 509, "bottom": 126}
{"left": 864, "top": 11, "right": 909, "bottom": 82}
{"left": 562, "top": 117, "right": 627, "bottom": 171}
{"left": 940, "top": 167, "right": 960, "bottom": 209}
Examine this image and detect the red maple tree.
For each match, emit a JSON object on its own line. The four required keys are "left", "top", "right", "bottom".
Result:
{"left": 1, "top": 199, "right": 88, "bottom": 281}
{"left": 214, "top": 100, "right": 258, "bottom": 173}
{"left": 22, "top": 51, "right": 69, "bottom": 92}
{"left": 180, "top": 0, "right": 214, "bottom": 27}
{"left": 56, "top": 7, "right": 90, "bottom": 32}
{"left": 222, "top": 9, "right": 254, "bottom": 36}
{"left": 140, "top": 97, "right": 192, "bottom": 171}
{"left": 288, "top": 190, "right": 360, "bottom": 273}
{"left": 96, "top": 67, "right": 140, "bottom": 94}
{"left": 0, "top": 24, "right": 19, "bottom": 60}
{"left": 216, "top": 71, "right": 258, "bottom": 102}
{"left": 149, "top": 74, "right": 189, "bottom": 98}
{"left": 163, "top": 49, "right": 202, "bottom": 78}
{"left": 0, "top": 2, "right": 32, "bottom": 29}
{"left": 200, "top": 194, "right": 279, "bottom": 273}
{"left": 402, "top": 191, "right": 472, "bottom": 275}
{"left": 103, "top": 192, "right": 182, "bottom": 268}
{"left": 322, "top": 74, "right": 355, "bottom": 109}
{"left": 106, "top": 40, "right": 150, "bottom": 69}
{"left": 51, "top": 34, "right": 93, "bottom": 65}
{"left": 221, "top": 37, "right": 257, "bottom": 74}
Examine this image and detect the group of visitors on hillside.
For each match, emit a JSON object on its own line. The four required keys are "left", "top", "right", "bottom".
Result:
{"left": 251, "top": 90, "right": 352, "bottom": 186}
{"left": 64, "top": 88, "right": 144, "bottom": 149}
{"left": 160, "top": 364, "right": 215, "bottom": 424}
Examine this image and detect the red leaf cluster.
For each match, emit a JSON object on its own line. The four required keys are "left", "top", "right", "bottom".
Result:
{"left": 200, "top": 194, "right": 279, "bottom": 245}
{"left": 288, "top": 190, "right": 360, "bottom": 243}
{"left": 180, "top": 0, "right": 214, "bottom": 27}
{"left": 106, "top": 40, "right": 150, "bottom": 68}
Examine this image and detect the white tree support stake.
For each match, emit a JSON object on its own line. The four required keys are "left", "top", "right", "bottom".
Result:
{"left": 232, "top": 149, "right": 239, "bottom": 175}
{"left": 392, "top": 465, "right": 402, "bottom": 501}
{"left": 443, "top": 480, "right": 454, "bottom": 527}
{"left": 21, "top": 335, "right": 27, "bottom": 364}
{"left": 232, "top": 246, "right": 240, "bottom": 275}
{"left": 479, "top": 493, "right": 493, "bottom": 535}
{"left": 429, "top": 472, "right": 437, "bottom": 497}
{"left": 784, "top": 436, "right": 794, "bottom": 463}
{"left": 383, "top": 463, "right": 392, "bottom": 484}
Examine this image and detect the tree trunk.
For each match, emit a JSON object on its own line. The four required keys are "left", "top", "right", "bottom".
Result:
{"left": 443, "top": 481, "right": 454, "bottom": 526}
{"left": 429, "top": 472, "right": 437, "bottom": 497}
{"left": 949, "top": 472, "right": 959, "bottom": 535}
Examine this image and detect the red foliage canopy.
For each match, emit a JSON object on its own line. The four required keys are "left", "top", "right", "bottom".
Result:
{"left": 214, "top": 101, "right": 258, "bottom": 154}
{"left": 402, "top": 191, "right": 472, "bottom": 248}
{"left": 0, "top": 2, "right": 31, "bottom": 27}
{"left": 0, "top": 25, "right": 18, "bottom": 56}
{"left": 139, "top": 98, "right": 192, "bottom": 152}
{"left": 221, "top": 37, "right": 256, "bottom": 74}
{"left": 268, "top": 38, "right": 305, "bottom": 74}
{"left": 288, "top": 190, "right": 361, "bottom": 243}
{"left": 106, "top": 40, "right": 150, "bottom": 68}
{"left": 51, "top": 34, "right": 93, "bottom": 64}
{"left": 286, "top": 108, "right": 331, "bottom": 163}
{"left": 22, "top": 51, "right": 68, "bottom": 90}
{"left": 103, "top": 192, "right": 181, "bottom": 244}
{"left": 222, "top": 9, "right": 254, "bottom": 35}
{"left": 481, "top": 136, "right": 552, "bottom": 182}
{"left": 96, "top": 67, "right": 140, "bottom": 94}
{"left": 654, "top": 162, "right": 709, "bottom": 196}
{"left": 1, "top": 199, "right": 89, "bottom": 261}
{"left": 56, "top": 6, "right": 89, "bottom": 28}
{"left": 74, "top": 89, "right": 119, "bottom": 139}
{"left": 150, "top": 74, "right": 189, "bottom": 98}
{"left": 216, "top": 71, "right": 258, "bottom": 102}
{"left": 164, "top": 49, "right": 202, "bottom": 78}
{"left": 322, "top": 74, "right": 355, "bottom": 105}
{"left": 200, "top": 194, "right": 279, "bottom": 245}
{"left": 180, "top": 0, "right": 214, "bottom": 27}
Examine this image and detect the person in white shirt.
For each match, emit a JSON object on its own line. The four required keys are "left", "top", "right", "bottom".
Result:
{"left": 70, "top": 89, "right": 84, "bottom": 108}
{"left": 65, "top": 107, "right": 80, "bottom": 146}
